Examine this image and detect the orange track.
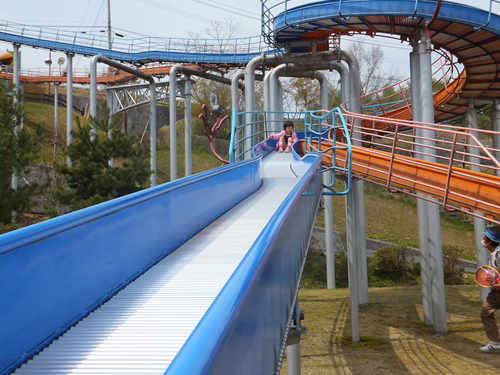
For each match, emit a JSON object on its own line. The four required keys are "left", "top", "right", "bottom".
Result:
{"left": 0, "top": 64, "right": 200, "bottom": 84}
{"left": 301, "top": 139, "right": 500, "bottom": 221}
{"left": 360, "top": 70, "right": 466, "bottom": 131}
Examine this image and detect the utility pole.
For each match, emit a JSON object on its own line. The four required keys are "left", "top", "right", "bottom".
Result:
{"left": 107, "top": 0, "right": 112, "bottom": 50}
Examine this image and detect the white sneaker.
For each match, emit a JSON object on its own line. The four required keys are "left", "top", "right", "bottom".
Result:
{"left": 479, "top": 341, "right": 500, "bottom": 352}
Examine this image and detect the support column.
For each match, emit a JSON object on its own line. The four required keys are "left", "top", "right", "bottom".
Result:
{"left": 244, "top": 55, "right": 264, "bottom": 159}
{"left": 286, "top": 301, "right": 307, "bottom": 375}
{"left": 54, "top": 83, "right": 59, "bottom": 160}
{"left": 411, "top": 43, "right": 433, "bottom": 326}
{"left": 184, "top": 76, "right": 192, "bottom": 177}
{"left": 66, "top": 53, "right": 73, "bottom": 167}
{"left": 317, "top": 72, "right": 335, "bottom": 289}
{"left": 492, "top": 99, "right": 500, "bottom": 177}
{"left": 418, "top": 33, "right": 447, "bottom": 334}
{"left": 231, "top": 71, "right": 244, "bottom": 160}
{"left": 343, "top": 50, "right": 368, "bottom": 306}
{"left": 11, "top": 43, "right": 20, "bottom": 221}
{"left": 90, "top": 56, "right": 98, "bottom": 140}
{"left": 150, "top": 81, "right": 157, "bottom": 186}
{"left": 169, "top": 65, "right": 181, "bottom": 180}
{"left": 467, "top": 100, "right": 488, "bottom": 302}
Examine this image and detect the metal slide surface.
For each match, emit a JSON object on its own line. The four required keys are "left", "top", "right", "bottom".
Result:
{"left": 12, "top": 152, "right": 300, "bottom": 375}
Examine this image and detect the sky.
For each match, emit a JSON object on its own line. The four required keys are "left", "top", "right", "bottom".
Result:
{"left": 0, "top": 0, "right": 498, "bottom": 81}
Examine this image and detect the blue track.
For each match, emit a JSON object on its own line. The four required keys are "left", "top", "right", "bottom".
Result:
{"left": 1, "top": 0, "right": 500, "bottom": 373}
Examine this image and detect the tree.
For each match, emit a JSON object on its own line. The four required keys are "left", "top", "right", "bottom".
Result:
{"left": 346, "top": 39, "right": 401, "bottom": 101}
{"left": 53, "top": 105, "right": 151, "bottom": 212}
{"left": 283, "top": 77, "right": 322, "bottom": 113}
{"left": 0, "top": 81, "right": 43, "bottom": 225}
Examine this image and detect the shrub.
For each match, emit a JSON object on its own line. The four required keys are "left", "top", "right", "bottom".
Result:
{"left": 442, "top": 245, "right": 464, "bottom": 285}
{"left": 53, "top": 105, "right": 151, "bottom": 211}
{"left": 371, "top": 245, "right": 412, "bottom": 279}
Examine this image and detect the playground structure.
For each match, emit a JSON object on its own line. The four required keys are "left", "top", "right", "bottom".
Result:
{"left": 1, "top": 0, "right": 500, "bottom": 374}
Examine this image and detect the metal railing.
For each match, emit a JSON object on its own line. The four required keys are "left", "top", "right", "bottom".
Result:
{"left": 303, "top": 108, "right": 352, "bottom": 195}
{"left": 0, "top": 20, "right": 270, "bottom": 64}
{"left": 230, "top": 109, "right": 310, "bottom": 163}
{"left": 230, "top": 108, "right": 353, "bottom": 195}
{"left": 350, "top": 53, "right": 465, "bottom": 118}
{"left": 340, "top": 110, "right": 500, "bottom": 223}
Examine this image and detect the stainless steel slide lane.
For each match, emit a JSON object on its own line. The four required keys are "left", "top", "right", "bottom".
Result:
{"left": 13, "top": 152, "right": 298, "bottom": 375}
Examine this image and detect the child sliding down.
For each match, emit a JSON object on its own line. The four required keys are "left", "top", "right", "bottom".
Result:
{"left": 268, "top": 121, "right": 298, "bottom": 153}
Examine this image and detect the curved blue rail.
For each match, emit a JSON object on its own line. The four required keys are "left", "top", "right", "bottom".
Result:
{"left": 0, "top": 21, "right": 271, "bottom": 65}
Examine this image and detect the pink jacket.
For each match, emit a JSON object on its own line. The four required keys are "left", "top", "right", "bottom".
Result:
{"left": 269, "top": 130, "right": 298, "bottom": 148}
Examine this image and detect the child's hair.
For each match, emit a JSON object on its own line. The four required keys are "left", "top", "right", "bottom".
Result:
{"left": 283, "top": 121, "right": 294, "bottom": 131}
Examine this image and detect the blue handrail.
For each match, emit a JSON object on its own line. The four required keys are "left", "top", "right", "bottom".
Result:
{"left": 304, "top": 107, "right": 352, "bottom": 195}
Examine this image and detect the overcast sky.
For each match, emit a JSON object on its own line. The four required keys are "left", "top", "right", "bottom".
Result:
{"left": 0, "top": 0, "right": 497, "bottom": 81}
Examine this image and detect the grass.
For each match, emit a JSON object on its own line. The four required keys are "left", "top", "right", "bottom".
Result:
{"left": 280, "top": 286, "right": 499, "bottom": 374}
{"left": 315, "top": 179, "right": 478, "bottom": 261}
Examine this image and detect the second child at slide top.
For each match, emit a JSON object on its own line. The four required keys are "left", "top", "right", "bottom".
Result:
{"left": 268, "top": 121, "right": 298, "bottom": 153}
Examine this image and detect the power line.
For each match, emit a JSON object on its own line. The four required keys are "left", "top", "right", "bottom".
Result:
{"left": 191, "top": 0, "right": 260, "bottom": 20}
{"left": 134, "top": 0, "right": 257, "bottom": 37}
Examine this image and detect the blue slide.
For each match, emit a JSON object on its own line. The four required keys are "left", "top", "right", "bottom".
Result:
{"left": 0, "top": 143, "right": 322, "bottom": 375}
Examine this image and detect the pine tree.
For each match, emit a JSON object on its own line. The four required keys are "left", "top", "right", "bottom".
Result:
{"left": 0, "top": 81, "right": 43, "bottom": 225}
{"left": 54, "top": 105, "right": 152, "bottom": 212}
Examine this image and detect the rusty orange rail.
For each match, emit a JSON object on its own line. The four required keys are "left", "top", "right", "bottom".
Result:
{"left": 0, "top": 64, "right": 200, "bottom": 84}
{"left": 303, "top": 111, "right": 500, "bottom": 224}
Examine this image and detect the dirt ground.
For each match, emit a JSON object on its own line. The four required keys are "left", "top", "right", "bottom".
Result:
{"left": 281, "top": 286, "right": 500, "bottom": 374}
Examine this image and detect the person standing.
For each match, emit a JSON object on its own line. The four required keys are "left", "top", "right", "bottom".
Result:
{"left": 480, "top": 226, "right": 500, "bottom": 352}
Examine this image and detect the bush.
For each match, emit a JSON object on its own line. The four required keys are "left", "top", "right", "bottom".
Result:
{"left": 53, "top": 105, "right": 151, "bottom": 211}
{"left": 335, "top": 247, "right": 349, "bottom": 288}
{"left": 442, "top": 245, "right": 464, "bottom": 285}
{"left": 371, "top": 245, "right": 412, "bottom": 279}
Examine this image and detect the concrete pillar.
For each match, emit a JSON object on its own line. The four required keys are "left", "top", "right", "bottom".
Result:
{"left": 410, "top": 43, "right": 433, "bottom": 326}
{"left": 418, "top": 33, "right": 448, "bottom": 334}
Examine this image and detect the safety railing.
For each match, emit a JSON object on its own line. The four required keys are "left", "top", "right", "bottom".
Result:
{"left": 230, "top": 109, "right": 309, "bottom": 163}
{"left": 339, "top": 110, "right": 500, "bottom": 223}
{"left": 230, "top": 108, "right": 353, "bottom": 195}
{"left": 355, "top": 53, "right": 465, "bottom": 118}
{"left": 303, "top": 108, "right": 352, "bottom": 195}
{"left": 0, "top": 20, "right": 269, "bottom": 64}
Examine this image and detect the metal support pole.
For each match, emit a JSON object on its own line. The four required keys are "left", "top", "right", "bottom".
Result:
{"left": 345, "top": 190, "right": 360, "bottom": 342}
{"left": 269, "top": 67, "right": 281, "bottom": 133}
{"left": 184, "top": 76, "right": 192, "bottom": 177}
{"left": 66, "top": 53, "right": 73, "bottom": 167}
{"left": 411, "top": 44, "right": 433, "bottom": 326}
{"left": 342, "top": 51, "right": 368, "bottom": 306}
{"left": 54, "top": 83, "right": 58, "bottom": 160}
{"left": 90, "top": 56, "right": 98, "bottom": 141}
{"left": 150, "top": 81, "right": 157, "bottom": 186}
{"left": 244, "top": 55, "right": 264, "bottom": 159}
{"left": 418, "top": 33, "right": 447, "bottom": 334}
{"left": 492, "top": 99, "right": 500, "bottom": 177}
{"left": 11, "top": 43, "right": 20, "bottom": 221}
{"left": 286, "top": 300, "right": 306, "bottom": 375}
{"left": 467, "top": 100, "right": 488, "bottom": 302}
{"left": 169, "top": 65, "right": 181, "bottom": 180}
{"left": 344, "top": 51, "right": 363, "bottom": 335}
{"left": 263, "top": 71, "right": 270, "bottom": 113}
{"left": 231, "top": 71, "right": 244, "bottom": 159}
{"left": 317, "top": 71, "right": 335, "bottom": 289}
